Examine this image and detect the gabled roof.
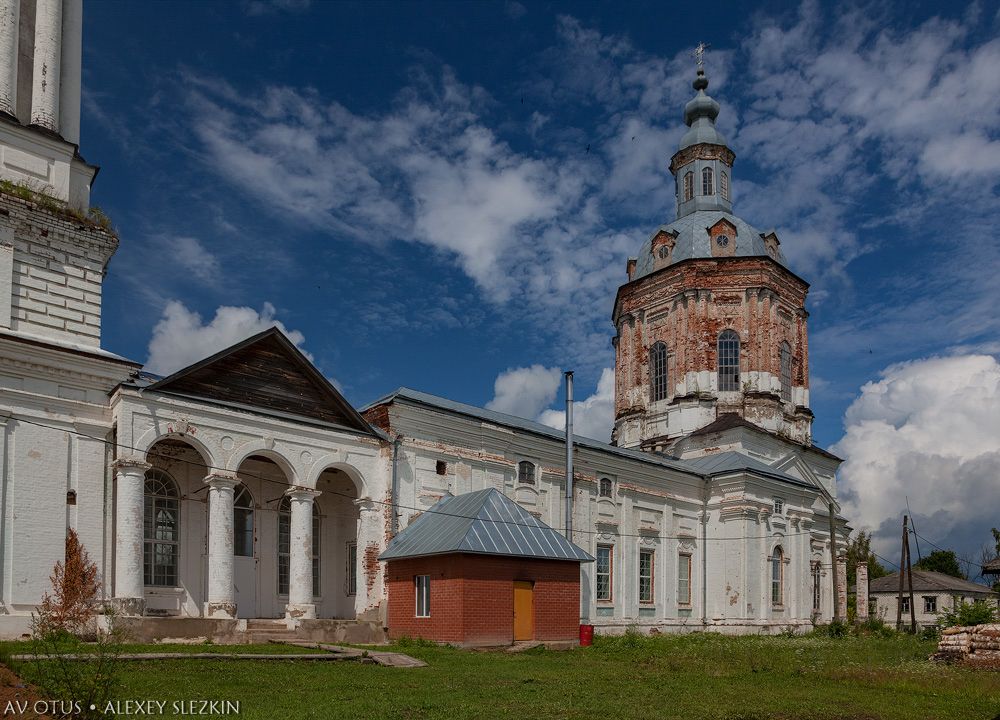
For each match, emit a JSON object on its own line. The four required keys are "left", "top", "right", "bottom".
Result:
{"left": 686, "top": 413, "right": 842, "bottom": 462}
{"left": 983, "top": 558, "right": 1000, "bottom": 575}
{"left": 379, "top": 488, "right": 594, "bottom": 562}
{"left": 679, "top": 450, "right": 817, "bottom": 490}
{"left": 869, "top": 570, "right": 997, "bottom": 595}
{"left": 146, "top": 328, "right": 376, "bottom": 436}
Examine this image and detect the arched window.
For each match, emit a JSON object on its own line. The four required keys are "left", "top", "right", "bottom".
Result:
{"left": 234, "top": 484, "right": 254, "bottom": 557}
{"left": 599, "top": 477, "right": 613, "bottom": 498}
{"left": 811, "top": 561, "right": 821, "bottom": 613}
{"left": 683, "top": 172, "right": 694, "bottom": 202}
{"left": 144, "top": 469, "right": 180, "bottom": 587}
{"left": 720, "top": 171, "right": 730, "bottom": 201}
{"left": 771, "top": 547, "right": 784, "bottom": 606}
{"left": 517, "top": 461, "right": 535, "bottom": 485}
{"left": 277, "top": 497, "right": 321, "bottom": 597}
{"left": 649, "top": 341, "right": 668, "bottom": 402}
{"left": 780, "top": 342, "right": 792, "bottom": 402}
{"left": 702, "top": 166, "right": 714, "bottom": 195}
{"left": 717, "top": 329, "right": 740, "bottom": 391}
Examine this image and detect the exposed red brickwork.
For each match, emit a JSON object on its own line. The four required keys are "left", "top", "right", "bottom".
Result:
{"left": 385, "top": 554, "right": 581, "bottom": 647}
{"left": 668, "top": 143, "right": 735, "bottom": 174}
{"left": 361, "top": 403, "right": 391, "bottom": 432}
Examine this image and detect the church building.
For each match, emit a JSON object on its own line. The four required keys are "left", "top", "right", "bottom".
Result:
{"left": 0, "top": 2, "right": 849, "bottom": 642}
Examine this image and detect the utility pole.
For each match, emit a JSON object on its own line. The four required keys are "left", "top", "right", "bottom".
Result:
{"left": 905, "top": 519, "right": 917, "bottom": 633}
{"left": 829, "top": 502, "right": 840, "bottom": 622}
{"left": 564, "top": 371, "right": 574, "bottom": 542}
{"left": 896, "top": 515, "right": 907, "bottom": 631}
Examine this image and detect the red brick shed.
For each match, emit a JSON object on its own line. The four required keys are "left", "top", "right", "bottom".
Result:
{"left": 380, "top": 488, "right": 593, "bottom": 647}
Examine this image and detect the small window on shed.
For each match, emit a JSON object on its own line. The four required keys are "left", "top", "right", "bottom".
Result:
{"left": 517, "top": 461, "right": 535, "bottom": 485}
{"left": 599, "top": 477, "right": 613, "bottom": 498}
{"left": 435, "top": 460, "right": 447, "bottom": 476}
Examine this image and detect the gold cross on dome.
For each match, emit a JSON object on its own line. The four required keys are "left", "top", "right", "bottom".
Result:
{"left": 693, "top": 42, "right": 710, "bottom": 68}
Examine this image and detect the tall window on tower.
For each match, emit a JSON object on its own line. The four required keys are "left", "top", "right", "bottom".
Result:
{"left": 780, "top": 341, "right": 792, "bottom": 401}
{"left": 702, "top": 166, "right": 714, "bottom": 195}
{"left": 717, "top": 329, "right": 740, "bottom": 391}
{"left": 683, "top": 172, "right": 694, "bottom": 202}
{"left": 649, "top": 342, "right": 668, "bottom": 402}
{"left": 720, "top": 171, "right": 730, "bottom": 201}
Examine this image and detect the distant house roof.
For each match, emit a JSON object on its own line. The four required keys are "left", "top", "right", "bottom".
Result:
{"left": 982, "top": 558, "right": 1000, "bottom": 575}
{"left": 869, "top": 570, "right": 998, "bottom": 596}
{"left": 379, "top": 488, "right": 594, "bottom": 563}
{"left": 686, "top": 413, "right": 842, "bottom": 462}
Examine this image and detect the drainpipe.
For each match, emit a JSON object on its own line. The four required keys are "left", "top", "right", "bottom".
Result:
{"left": 702, "top": 475, "right": 710, "bottom": 626}
{"left": 564, "top": 371, "right": 574, "bottom": 542}
{"left": 390, "top": 435, "right": 403, "bottom": 537}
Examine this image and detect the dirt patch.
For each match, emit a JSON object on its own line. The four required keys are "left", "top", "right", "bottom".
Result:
{"left": 0, "top": 662, "right": 53, "bottom": 719}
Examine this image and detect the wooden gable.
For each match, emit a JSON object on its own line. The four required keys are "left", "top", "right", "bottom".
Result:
{"left": 148, "top": 329, "right": 374, "bottom": 434}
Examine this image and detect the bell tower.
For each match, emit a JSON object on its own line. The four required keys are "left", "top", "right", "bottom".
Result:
{"left": 611, "top": 61, "right": 814, "bottom": 452}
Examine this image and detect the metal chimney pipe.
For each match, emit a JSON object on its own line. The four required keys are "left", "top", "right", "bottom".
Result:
{"left": 565, "top": 371, "right": 574, "bottom": 541}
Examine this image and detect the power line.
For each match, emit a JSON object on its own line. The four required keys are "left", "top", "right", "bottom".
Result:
{"left": 11, "top": 413, "right": 841, "bottom": 545}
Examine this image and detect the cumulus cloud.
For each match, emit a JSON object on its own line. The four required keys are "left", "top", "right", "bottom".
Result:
{"left": 486, "top": 365, "right": 563, "bottom": 419}
{"left": 833, "top": 354, "right": 1000, "bottom": 570}
{"left": 145, "top": 300, "right": 309, "bottom": 376}
{"left": 538, "top": 367, "right": 616, "bottom": 443}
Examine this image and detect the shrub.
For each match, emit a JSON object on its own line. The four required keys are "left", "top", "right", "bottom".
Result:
{"left": 818, "top": 619, "right": 850, "bottom": 638}
{"left": 937, "top": 599, "right": 998, "bottom": 628}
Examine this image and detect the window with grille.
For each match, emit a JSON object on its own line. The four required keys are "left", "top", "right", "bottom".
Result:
{"left": 346, "top": 541, "right": 357, "bottom": 597}
{"left": 812, "top": 563, "right": 821, "bottom": 612}
{"left": 415, "top": 575, "right": 431, "bottom": 617}
{"left": 780, "top": 341, "right": 792, "bottom": 401}
{"left": 650, "top": 342, "right": 668, "bottom": 402}
{"left": 596, "top": 545, "right": 613, "bottom": 602}
{"left": 924, "top": 596, "right": 937, "bottom": 613}
{"left": 702, "top": 166, "right": 714, "bottom": 195}
{"left": 599, "top": 477, "right": 613, "bottom": 498}
{"left": 773, "top": 498, "right": 784, "bottom": 515}
{"left": 233, "top": 484, "right": 254, "bottom": 558}
{"left": 720, "top": 170, "right": 730, "bottom": 201}
{"left": 277, "top": 497, "right": 321, "bottom": 597}
{"left": 900, "top": 596, "right": 910, "bottom": 613}
{"left": 683, "top": 172, "right": 693, "bottom": 202}
{"left": 771, "top": 547, "right": 784, "bottom": 606}
{"left": 717, "top": 329, "right": 740, "bottom": 391}
{"left": 678, "top": 552, "right": 692, "bottom": 606}
{"left": 517, "top": 461, "right": 535, "bottom": 485}
{"left": 144, "top": 470, "right": 179, "bottom": 587}
{"left": 639, "top": 549, "right": 654, "bottom": 604}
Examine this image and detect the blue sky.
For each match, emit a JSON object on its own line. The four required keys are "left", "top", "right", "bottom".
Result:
{"left": 82, "top": 0, "right": 1000, "bottom": 567}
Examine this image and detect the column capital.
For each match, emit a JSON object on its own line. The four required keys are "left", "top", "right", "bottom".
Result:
{"left": 113, "top": 456, "right": 151, "bottom": 473}
{"left": 204, "top": 472, "right": 239, "bottom": 490}
{"left": 284, "top": 486, "right": 321, "bottom": 502}
{"left": 354, "top": 496, "right": 380, "bottom": 513}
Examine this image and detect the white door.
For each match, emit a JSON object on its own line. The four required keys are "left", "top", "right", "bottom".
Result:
{"left": 233, "top": 485, "right": 258, "bottom": 618}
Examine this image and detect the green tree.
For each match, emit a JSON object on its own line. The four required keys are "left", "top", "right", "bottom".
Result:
{"left": 846, "top": 530, "right": 889, "bottom": 586}
{"left": 914, "top": 549, "right": 965, "bottom": 579}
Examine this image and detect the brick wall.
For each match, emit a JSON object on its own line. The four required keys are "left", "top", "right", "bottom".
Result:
{"left": 385, "top": 554, "right": 581, "bottom": 646}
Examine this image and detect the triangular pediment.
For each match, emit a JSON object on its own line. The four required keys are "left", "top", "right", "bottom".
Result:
{"left": 147, "top": 328, "right": 375, "bottom": 435}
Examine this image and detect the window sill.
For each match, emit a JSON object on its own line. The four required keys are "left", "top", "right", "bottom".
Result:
{"left": 145, "top": 586, "right": 184, "bottom": 594}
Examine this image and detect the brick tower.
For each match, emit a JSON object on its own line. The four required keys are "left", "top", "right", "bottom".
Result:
{"left": 612, "top": 65, "right": 813, "bottom": 452}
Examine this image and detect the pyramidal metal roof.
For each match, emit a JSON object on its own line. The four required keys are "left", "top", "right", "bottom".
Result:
{"left": 379, "top": 488, "right": 594, "bottom": 563}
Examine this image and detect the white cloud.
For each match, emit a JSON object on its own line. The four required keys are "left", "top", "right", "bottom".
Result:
{"left": 486, "top": 365, "right": 562, "bottom": 419}
{"left": 168, "top": 236, "right": 220, "bottom": 282}
{"left": 538, "top": 367, "right": 615, "bottom": 443}
{"left": 145, "top": 300, "right": 309, "bottom": 376}
{"left": 832, "top": 354, "right": 1000, "bottom": 568}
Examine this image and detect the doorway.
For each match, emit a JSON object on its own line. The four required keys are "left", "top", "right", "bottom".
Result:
{"left": 233, "top": 484, "right": 257, "bottom": 617}
{"left": 513, "top": 581, "right": 534, "bottom": 641}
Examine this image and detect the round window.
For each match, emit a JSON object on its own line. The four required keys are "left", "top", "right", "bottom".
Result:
{"left": 716, "top": 235, "right": 730, "bottom": 247}
{"left": 657, "top": 246, "right": 670, "bottom": 259}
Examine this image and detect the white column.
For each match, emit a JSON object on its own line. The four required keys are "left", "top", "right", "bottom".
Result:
{"left": 58, "top": 0, "right": 82, "bottom": 144}
{"left": 836, "top": 554, "right": 848, "bottom": 621}
{"left": 204, "top": 473, "right": 238, "bottom": 619}
{"left": 0, "top": 0, "right": 18, "bottom": 117}
{"left": 113, "top": 457, "right": 150, "bottom": 616}
{"left": 285, "top": 487, "right": 320, "bottom": 622}
{"left": 856, "top": 563, "right": 869, "bottom": 622}
{"left": 30, "top": 0, "right": 62, "bottom": 131}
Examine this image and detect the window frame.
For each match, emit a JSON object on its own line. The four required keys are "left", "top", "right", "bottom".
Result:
{"left": 717, "top": 329, "right": 741, "bottom": 391}
{"left": 143, "top": 469, "right": 180, "bottom": 588}
{"left": 683, "top": 171, "right": 694, "bottom": 202}
{"left": 639, "top": 549, "right": 655, "bottom": 604}
{"left": 771, "top": 547, "right": 784, "bottom": 607}
{"left": 812, "top": 562, "right": 822, "bottom": 613}
{"left": 678, "top": 552, "right": 692, "bottom": 607}
{"left": 900, "top": 595, "right": 910, "bottom": 614}
{"left": 923, "top": 595, "right": 937, "bottom": 614}
{"left": 596, "top": 544, "right": 613, "bottom": 603}
{"left": 233, "top": 483, "right": 254, "bottom": 558}
{"left": 773, "top": 498, "right": 784, "bottom": 516}
{"left": 780, "top": 341, "right": 792, "bottom": 402}
{"left": 720, "top": 170, "right": 730, "bottom": 201}
{"left": 649, "top": 341, "right": 668, "bottom": 402}
{"left": 598, "top": 477, "right": 613, "bottom": 499}
{"left": 346, "top": 541, "right": 357, "bottom": 597}
{"left": 701, "top": 166, "right": 714, "bottom": 196}
{"left": 517, "top": 460, "right": 536, "bottom": 486}
{"left": 415, "top": 575, "right": 431, "bottom": 618}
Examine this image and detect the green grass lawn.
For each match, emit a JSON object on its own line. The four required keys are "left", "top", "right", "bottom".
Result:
{"left": 4, "top": 633, "right": 1000, "bottom": 719}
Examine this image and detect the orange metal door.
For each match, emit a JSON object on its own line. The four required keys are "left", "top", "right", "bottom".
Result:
{"left": 513, "top": 581, "right": 534, "bottom": 641}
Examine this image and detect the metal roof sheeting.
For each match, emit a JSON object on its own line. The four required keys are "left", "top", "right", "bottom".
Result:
{"left": 379, "top": 488, "right": 594, "bottom": 563}
{"left": 681, "top": 451, "right": 817, "bottom": 489}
